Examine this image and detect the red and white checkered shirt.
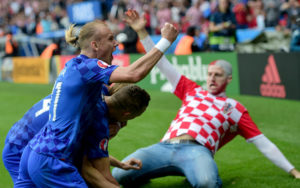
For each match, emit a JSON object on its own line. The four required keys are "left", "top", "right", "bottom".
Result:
{"left": 161, "top": 76, "right": 262, "bottom": 153}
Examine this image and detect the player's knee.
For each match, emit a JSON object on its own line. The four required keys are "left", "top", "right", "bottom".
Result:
{"left": 112, "top": 168, "right": 138, "bottom": 186}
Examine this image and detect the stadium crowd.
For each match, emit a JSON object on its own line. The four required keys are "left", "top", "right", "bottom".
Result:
{"left": 1, "top": 0, "right": 300, "bottom": 55}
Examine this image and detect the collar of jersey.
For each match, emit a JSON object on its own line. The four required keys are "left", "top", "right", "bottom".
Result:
{"left": 78, "top": 54, "right": 89, "bottom": 59}
{"left": 214, "top": 91, "right": 226, "bottom": 98}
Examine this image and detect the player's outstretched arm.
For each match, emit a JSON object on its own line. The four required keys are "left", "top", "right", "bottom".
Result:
{"left": 124, "top": 9, "right": 182, "bottom": 91}
{"left": 109, "top": 21, "right": 178, "bottom": 83}
{"left": 110, "top": 155, "right": 142, "bottom": 170}
{"left": 251, "top": 135, "right": 300, "bottom": 178}
{"left": 82, "top": 156, "right": 120, "bottom": 188}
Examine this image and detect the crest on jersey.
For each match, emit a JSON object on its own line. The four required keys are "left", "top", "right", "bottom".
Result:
{"left": 99, "top": 138, "right": 108, "bottom": 151}
{"left": 230, "top": 124, "right": 238, "bottom": 133}
{"left": 222, "top": 103, "right": 233, "bottom": 114}
{"left": 97, "top": 60, "right": 109, "bottom": 69}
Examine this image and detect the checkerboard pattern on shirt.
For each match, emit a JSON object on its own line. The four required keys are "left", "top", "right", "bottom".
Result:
{"left": 76, "top": 56, "right": 115, "bottom": 84}
{"left": 161, "top": 76, "right": 246, "bottom": 153}
{"left": 6, "top": 95, "right": 51, "bottom": 150}
{"left": 6, "top": 116, "right": 35, "bottom": 147}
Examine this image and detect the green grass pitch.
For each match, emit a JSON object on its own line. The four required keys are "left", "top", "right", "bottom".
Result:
{"left": 0, "top": 82, "right": 300, "bottom": 188}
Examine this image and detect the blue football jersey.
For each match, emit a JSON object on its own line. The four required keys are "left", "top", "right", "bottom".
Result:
{"left": 29, "top": 54, "right": 118, "bottom": 162}
{"left": 5, "top": 95, "right": 51, "bottom": 154}
{"left": 73, "top": 92, "right": 110, "bottom": 170}
{"left": 83, "top": 95, "right": 110, "bottom": 160}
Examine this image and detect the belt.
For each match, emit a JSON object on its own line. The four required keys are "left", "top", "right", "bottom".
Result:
{"left": 164, "top": 139, "right": 200, "bottom": 145}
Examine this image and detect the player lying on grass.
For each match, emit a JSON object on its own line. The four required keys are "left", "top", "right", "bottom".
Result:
{"left": 112, "top": 10, "right": 300, "bottom": 188}
{"left": 2, "top": 83, "right": 142, "bottom": 187}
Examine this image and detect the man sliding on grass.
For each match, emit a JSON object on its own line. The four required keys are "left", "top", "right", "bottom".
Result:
{"left": 112, "top": 10, "right": 300, "bottom": 188}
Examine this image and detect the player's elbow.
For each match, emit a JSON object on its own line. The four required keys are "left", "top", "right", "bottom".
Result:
{"left": 129, "top": 72, "right": 144, "bottom": 83}
{"left": 121, "top": 71, "right": 144, "bottom": 83}
{"left": 110, "top": 67, "right": 144, "bottom": 83}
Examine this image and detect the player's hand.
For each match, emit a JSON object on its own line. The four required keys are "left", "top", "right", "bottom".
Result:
{"left": 120, "top": 158, "right": 142, "bottom": 170}
{"left": 124, "top": 9, "right": 146, "bottom": 32}
{"left": 290, "top": 168, "right": 300, "bottom": 179}
{"left": 161, "top": 22, "right": 178, "bottom": 43}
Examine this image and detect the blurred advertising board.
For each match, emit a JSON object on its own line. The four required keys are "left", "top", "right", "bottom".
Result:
{"left": 132, "top": 52, "right": 240, "bottom": 95}
{"left": 1, "top": 57, "right": 13, "bottom": 82}
{"left": 67, "top": 1, "right": 102, "bottom": 24}
{"left": 12, "top": 57, "right": 50, "bottom": 84}
{"left": 238, "top": 53, "right": 300, "bottom": 100}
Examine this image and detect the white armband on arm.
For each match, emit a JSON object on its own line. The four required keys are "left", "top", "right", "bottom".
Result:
{"left": 140, "top": 36, "right": 181, "bottom": 91}
{"left": 250, "top": 135, "right": 294, "bottom": 173}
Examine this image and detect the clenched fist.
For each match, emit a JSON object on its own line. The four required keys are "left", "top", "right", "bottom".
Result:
{"left": 161, "top": 23, "right": 179, "bottom": 43}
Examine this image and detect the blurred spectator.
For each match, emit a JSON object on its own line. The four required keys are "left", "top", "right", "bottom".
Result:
{"left": 156, "top": 1, "right": 172, "bottom": 34}
{"left": 264, "top": 0, "right": 281, "bottom": 27}
{"left": 185, "top": 0, "right": 203, "bottom": 27}
{"left": 110, "top": 0, "right": 127, "bottom": 21}
{"left": 246, "top": 0, "right": 258, "bottom": 28}
{"left": 233, "top": 1, "right": 249, "bottom": 29}
{"left": 290, "top": 17, "right": 300, "bottom": 51}
{"left": 175, "top": 26, "right": 203, "bottom": 55}
{"left": 143, "top": 4, "right": 153, "bottom": 34}
{"left": 200, "top": 0, "right": 211, "bottom": 18}
{"left": 5, "top": 31, "right": 18, "bottom": 57}
{"left": 127, "top": 0, "right": 143, "bottom": 12}
{"left": 286, "top": 0, "right": 300, "bottom": 31}
{"left": 40, "top": 43, "right": 58, "bottom": 59}
{"left": 209, "top": 0, "right": 237, "bottom": 51}
{"left": 255, "top": 0, "right": 266, "bottom": 30}
{"left": 108, "top": 0, "right": 127, "bottom": 35}
{"left": 170, "top": 0, "right": 181, "bottom": 26}
{"left": 116, "top": 26, "right": 138, "bottom": 54}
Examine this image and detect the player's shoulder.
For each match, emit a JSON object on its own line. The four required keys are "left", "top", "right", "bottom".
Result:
{"left": 81, "top": 58, "right": 115, "bottom": 71}
{"left": 225, "top": 97, "right": 247, "bottom": 112}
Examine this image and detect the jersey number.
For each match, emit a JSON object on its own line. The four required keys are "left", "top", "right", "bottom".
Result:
{"left": 35, "top": 99, "right": 51, "bottom": 117}
{"left": 52, "top": 82, "right": 62, "bottom": 121}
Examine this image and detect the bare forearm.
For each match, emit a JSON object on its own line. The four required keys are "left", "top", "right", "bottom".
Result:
{"left": 83, "top": 165, "right": 119, "bottom": 188}
{"left": 128, "top": 47, "right": 163, "bottom": 79}
{"left": 109, "top": 155, "right": 122, "bottom": 168}
{"left": 110, "top": 47, "right": 163, "bottom": 83}
{"left": 91, "top": 157, "right": 120, "bottom": 186}
{"left": 82, "top": 157, "right": 119, "bottom": 188}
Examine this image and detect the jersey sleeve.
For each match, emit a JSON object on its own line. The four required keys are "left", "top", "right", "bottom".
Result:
{"left": 173, "top": 75, "right": 201, "bottom": 100}
{"left": 84, "top": 123, "right": 110, "bottom": 159}
{"left": 237, "top": 111, "right": 262, "bottom": 140}
{"left": 78, "top": 58, "right": 118, "bottom": 84}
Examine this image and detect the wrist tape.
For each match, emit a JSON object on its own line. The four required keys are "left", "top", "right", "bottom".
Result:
{"left": 155, "top": 38, "right": 171, "bottom": 53}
